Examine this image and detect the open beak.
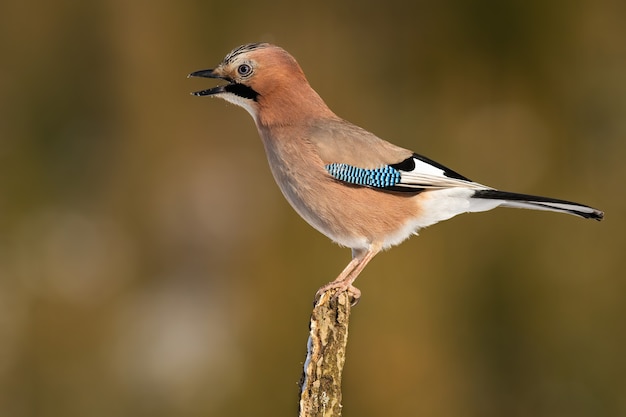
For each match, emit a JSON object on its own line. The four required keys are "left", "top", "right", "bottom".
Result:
{"left": 188, "top": 68, "right": 231, "bottom": 96}
{"left": 189, "top": 67, "right": 260, "bottom": 101}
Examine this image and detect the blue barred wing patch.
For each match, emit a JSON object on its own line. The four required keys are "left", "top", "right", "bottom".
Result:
{"left": 325, "top": 163, "right": 401, "bottom": 188}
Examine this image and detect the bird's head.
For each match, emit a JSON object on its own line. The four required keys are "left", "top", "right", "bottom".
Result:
{"left": 189, "top": 43, "right": 333, "bottom": 126}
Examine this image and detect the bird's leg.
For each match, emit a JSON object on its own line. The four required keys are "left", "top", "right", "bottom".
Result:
{"left": 316, "top": 256, "right": 360, "bottom": 299}
{"left": 316, "top": 245, "right": 381, "bottom": 305}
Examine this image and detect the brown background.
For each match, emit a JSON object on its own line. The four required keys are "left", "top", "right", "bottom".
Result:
{"left": 0, "top": 0, "right": 624, "bottom": 416}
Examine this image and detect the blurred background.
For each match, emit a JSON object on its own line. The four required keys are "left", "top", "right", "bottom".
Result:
{"left": 0, "top": 0, "right": 624, "bottom": 416}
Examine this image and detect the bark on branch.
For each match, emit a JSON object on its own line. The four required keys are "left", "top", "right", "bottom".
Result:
{"left": 298, "top": 290, "right": 352, "bottom": 417}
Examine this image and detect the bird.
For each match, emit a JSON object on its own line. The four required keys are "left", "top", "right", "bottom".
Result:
{"left": 189, "top": 42, "right": 604, "bottom": 303}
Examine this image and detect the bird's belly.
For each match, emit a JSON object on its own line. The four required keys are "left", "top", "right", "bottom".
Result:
{"left": 273, "top": 168, "right": 427, "bottom": 250}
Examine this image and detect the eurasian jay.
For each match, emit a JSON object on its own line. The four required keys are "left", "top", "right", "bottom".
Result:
{"left": 190, "top": 43, "right": 603, "bottom": 302}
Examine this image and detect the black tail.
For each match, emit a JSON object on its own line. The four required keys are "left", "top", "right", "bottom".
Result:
{"left": 473, "top": 189, "right": 604, "bottom": 221}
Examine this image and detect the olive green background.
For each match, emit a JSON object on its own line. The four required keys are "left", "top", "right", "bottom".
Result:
{"left": 0, "top": 1, "right": 624, "bottom": 416}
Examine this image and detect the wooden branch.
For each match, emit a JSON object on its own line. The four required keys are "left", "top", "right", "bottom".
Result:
{"left": 298, "top": 290, "right": 352, "bottom": 417}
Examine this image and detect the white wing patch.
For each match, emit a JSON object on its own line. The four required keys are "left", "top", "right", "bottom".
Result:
{"left": 395, "top": 156, "right": 489, "bottom": 190}
{"left": 413, "top": 157, "right": 448, "bottom": 177}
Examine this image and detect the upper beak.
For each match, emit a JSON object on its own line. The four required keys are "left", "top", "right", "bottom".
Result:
{"left": 188, "top": 68, "right": 221, "bottom": 79}
{"left": 188, "top": 68, "right": 231, "bottom": 96}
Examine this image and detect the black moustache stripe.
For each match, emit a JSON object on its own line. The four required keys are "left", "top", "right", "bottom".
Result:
{"left": 224, "top": 83, "right": 259, "bottom": 101}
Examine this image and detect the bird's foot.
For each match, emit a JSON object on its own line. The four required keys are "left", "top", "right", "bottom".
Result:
{"left": 315, "top": 281, "right": 361, "bottom": 306}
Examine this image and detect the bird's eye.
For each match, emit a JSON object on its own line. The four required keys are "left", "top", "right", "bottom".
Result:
{"left": 237, "top": 64, "right": 252, "bottom": 76}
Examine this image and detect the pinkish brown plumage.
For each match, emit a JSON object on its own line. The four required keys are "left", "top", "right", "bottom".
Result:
{"left": 190, "top": 43, "right": 603, "bottom": 302}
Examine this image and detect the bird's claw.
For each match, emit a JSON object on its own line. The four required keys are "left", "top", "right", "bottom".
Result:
{"left": 314, "top": 283, "right": 361, "bottom": 306}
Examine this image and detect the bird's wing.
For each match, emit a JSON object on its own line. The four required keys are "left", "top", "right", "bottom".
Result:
{"left": 306, "top": 118, "right": 489, "bottom": 191}
{"left": 325, "top": 153, "right": 489, "bottom": 192}
{"left": 307, "top": 118, "right": 414, "bottom": 167}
